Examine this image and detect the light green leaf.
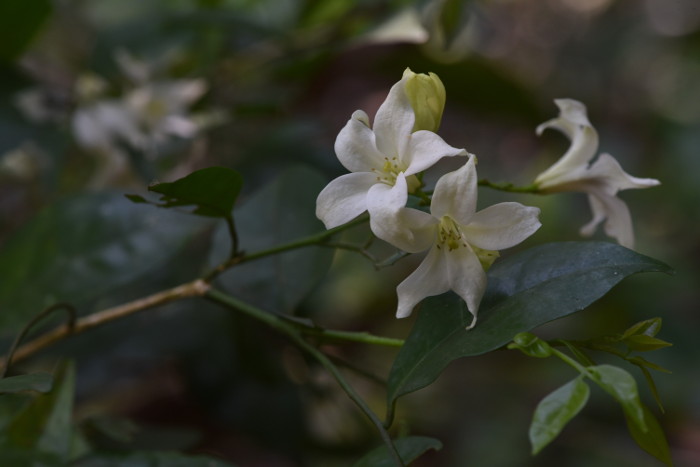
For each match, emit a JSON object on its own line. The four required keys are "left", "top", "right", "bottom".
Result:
{"left": 622, "top": 318, "right": 663, "bottom": 339}
{"left": 128, "top": 166, "right": 243, "bottom": 218}
{"left": 588, "top": 364, "right": 646, "bottom": 432}
{"left": 0, "top": 372, "right": 53, "bottom": 394}
{"left": 623, "top": 334, "right": 672, "bottom": 352}
{"left": 529, "top": 376, "right": 590, "bottom": 455}
{"left": 624, "top": 404, "right": 673, "bottom": 466}
{"left": 627, "top": 356, "right": 671, "bottom": 374}
{"left": 387, "top": 242, "right": 672, "bottom": 408}
{"left": 0, "top": 193, "right": 209, "bottom": 332}
{"left": 509, "top": 332, "right": 553, "bottom": 358}
{"left": 353, "top": 436, "right": 442, "bottom": 467}
{"left": 209, "top": 166, "right": 334, "bottom": 313}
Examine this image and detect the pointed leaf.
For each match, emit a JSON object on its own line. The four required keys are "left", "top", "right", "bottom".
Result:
{"left": 622, "top": 318, "right": 663, "bottom": 339}
{"left": 627, "top": 356, "right": 671, "bottom": 374}
{"left": 128, "top": 167, "right": 243, "bottom": 218}
{"left": 623, "top": 334, "right": 672, "bottom": 352}
{"left": 624, "top": 404, "right": 673, "bottom": 466}
{"left": 0, "top": 373, "right": 53, "bottom": 394}
{"left": 387, "top": 242, "right": 672, "bottom": 406}
{"left": 353, "top": 436, "right": 442, "bottom": 467}
{"left": 208, "top": 166, "right": 334, "bottom": 313}
{"left": 529, "top": 376, "right": 590, "bottom": 454}
{"left": 588, "top": 364, "right": 646, "bottom": 432}
{"left": 0, "top": 193, "right": 209, "bottom": 332}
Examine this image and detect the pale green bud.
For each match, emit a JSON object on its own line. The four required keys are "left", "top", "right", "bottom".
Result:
{"left": 403, "top": 68, "right": 446, "bottom": 133}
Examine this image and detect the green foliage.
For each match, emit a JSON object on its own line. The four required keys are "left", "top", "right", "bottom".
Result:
{"left": 0, "top": 373, "right": 53, "bottom": 394}
{"left": 588, "top": 364, "right": 647, "bottom": 432}
{"left": 209, "top": 166, "right": 334, "bottom": 313}
{"left": 353, "top": 436, "right": 443, "bottom": 467}
{"left": 387, "top": 241, "right": 672, "bottom": 408}
{"left": 126, "top": 167, "right": 243, "bottom": 218}
{"left": 0, "top": 193, "right": 209, "bottom": 332}
{"left": 625, "top": 404, "right": 673, "bottom": 466}
{"left": 73, "top": 451, "right": 238, "bottom": 466}
{"left": 529, "top": 376, "right": 590, "bottom": 454}
{"left": 0, "top": 0, "right": 52, "bottom": 62}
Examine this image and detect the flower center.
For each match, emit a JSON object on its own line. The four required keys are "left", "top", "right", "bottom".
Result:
{"left": 437, "top": 216, "right": 466, "bottom": 251}
{"left": 372, "top": 157, "right": 420, "bottom": 192}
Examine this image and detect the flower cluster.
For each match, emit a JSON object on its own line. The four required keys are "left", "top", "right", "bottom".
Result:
{"left": 316, "top": 70, "right": 659, "bottom": 328}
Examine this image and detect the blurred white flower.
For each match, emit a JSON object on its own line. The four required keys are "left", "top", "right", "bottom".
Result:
{"left": 316, "top": 68, "right": 465, "bottom": 230}
{"left": 370, "top": 156, "right": 541, "bottom": 328}
{"left": 535, "top": 99, "right": 660, "bottom": 249}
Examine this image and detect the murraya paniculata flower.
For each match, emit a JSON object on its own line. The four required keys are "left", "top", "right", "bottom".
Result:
{"left": 369, "top": 156, "right": 541, "bottom": 328}
{"left": 315, "top": 68, "right": 466, "bottom": 231}
{"left": 535, "top": 99, "right": 660, "bottom": 249}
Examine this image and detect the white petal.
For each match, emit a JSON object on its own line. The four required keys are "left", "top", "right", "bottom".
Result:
{"left": 373, "top": 75, "right": 415, "bottom": 160}
{"left": 334, "top": 110, "right": 386, "bottom": 173}
{"left": 587, "top": 153, "right": 661, "bottom": 195}
{"left": 403, "top": 130, "right": 467, "bottom": 175}
{"left": 396, "top": 245, "right": 450, "bottom": 318}
{"left": 315, "top": 172, "right": 377, "bottom": 229}
{"left": 430, "top": 156, "right": 477, "bottom": 224}
{"left": 463, "top": 202, "right": 541, "bottom": 251}
{"left": 368, "top": 174, "right": 436, "bottom": 253}
{"left": 446, "top": 245, "right": 487, "bottom": 323}
{"left": 535, "top": 99, "right": 599, "bottom": 188}
{"left": 580, "top": 192, "right": 635, "bottom": 249}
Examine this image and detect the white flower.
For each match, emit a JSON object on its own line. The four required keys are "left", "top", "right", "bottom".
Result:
{"left": 315, "top": 69, "right": 466, "bottom": 230}
{"left": 535, "top": 99, "right": 660, "bottom": 249}
{"left": 370, "top": 156, "right": 541, "bottom": 328}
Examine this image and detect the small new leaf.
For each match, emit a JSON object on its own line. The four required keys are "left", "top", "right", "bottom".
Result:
{"left": 588, "top": 364, "right": 646, "bottom": 432}
{"left": 127, "top": 167, "right": 243, "bottom": 218}
{"left": 622, "top": 318, "right": 662, "bottom": 339}
{"left": 623, "top": 334, "right": 672, "bottom": 352}
{"left": 529, "top": 376, "right": 590, "bottom": 455}
{"left": 509, "top": 332, "right": 552, "bottom": 358}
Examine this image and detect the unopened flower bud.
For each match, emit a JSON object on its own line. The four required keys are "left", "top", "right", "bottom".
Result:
{"left": 403, "top": 68, "right": 446, "bottom": 133}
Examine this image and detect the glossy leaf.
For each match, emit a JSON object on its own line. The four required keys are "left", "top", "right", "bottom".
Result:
{"left": 0, "top": 193, "right": 209, "bottom": 332}
{"left": 624, "top": 404, "right": 673, "bottom": 466}
{"left": 588, "top": 364, "right": 646, "bottom": 432}
{"left": 509, "top": 332, "right": 553, "bottom": 358}
{"left": 0, "top": 0, "right": 52, "bottom": 62}
{"left": 0, "top": 372, "right": 53, "bottom": 394}
{"left": 209, "top": 166, "right": 334, "bottom": 313}
{"left": 387, "top": 242, "right": 672, "bottom": 407}
{"left": 529, "top": 376, "right": 590, "bottom": 454}
{"left": 128, "top": 166, "right": 243, "bottom": 218}
{"left": 353, "top": 436, "right": 442, "bottom": 467}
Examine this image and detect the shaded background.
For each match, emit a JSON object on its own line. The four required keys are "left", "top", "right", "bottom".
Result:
{"left": 1, "top": 0, "right": 698, "bottom": 465}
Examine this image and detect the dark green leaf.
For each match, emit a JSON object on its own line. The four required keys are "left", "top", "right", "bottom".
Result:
{"left": 0, "top": 372, "right": 53, "bottom": 394}
{"left": 623, "top": 335, "right": 673, "bottom": 352}
{"left": 627, "top": 356, "right": 671, "bottom": 374}
{"left": 209, "top": 166, "right": 334, "bottom": 313}
{"left": 622, "top": 318, "right": 663, "bottom": 339}
{"left": 129, "top": 167, "right": 243, "bottom": 218}
{"left": 74, "top": 450, "right": 237, "bottom": 466}
{"left": 529, "top": 376, "right": 590, "bottom": 455}
{"left": 588, "top": 364, "right": 646, "bottom": 432}
{"left": 387, "top": 242, "right": 672, "bottom": 407}
{"left": 624, "top": 404, "right": 673, "bottom": 466}
{"left": 0, "top": 193, "right": 209, "bottom": 332}
{"left": 353, "top": 436, "right": 442, "bottom": 467}
{"left": 0, "top": 0, "right": 52, "bottom": 62}
{"left": 509, "top": 332, "right": 552, "bottom": 358}
{"left": 1, "top": 361, "right": 75, "bottom": 459}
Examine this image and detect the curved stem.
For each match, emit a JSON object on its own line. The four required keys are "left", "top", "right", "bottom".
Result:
{"left": 478, "top": 179, "right": 540, "bottom": 194}
{"left": 204, "top": 288, "right": 404, "bottom": 466}
{"left": 225, "top": 214, "right": 240, "bottom": 260}
{"left": 304, "top": 328, "right": 404, "bottom": 347}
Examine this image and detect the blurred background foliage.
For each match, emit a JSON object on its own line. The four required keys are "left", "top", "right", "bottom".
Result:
{"left": 0, "top": 0, "right": 698, "bottom": 465}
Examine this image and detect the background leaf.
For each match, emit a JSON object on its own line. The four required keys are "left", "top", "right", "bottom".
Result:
{"left": 352, "top": 436, "right": 442, "bottom": 467}
{"left": 529, "top": 376, "right": 590, "bottom": 454}
{"left": 0, "top": 0, "right": 52, "bottom": 63}
{"left": 0, "top": 373, "right": 53, "bottom": 394}
{"left": 0, "top": 193, "right": 209, "bottom": 332}
{"left": 129, "top": 167, "right": 243, "bottom": 218}
{"left": 209, "top": 166, "right": 333, "bottom": 313}
{"left": 387, "top": 242, "right": 672, "bottom": 408}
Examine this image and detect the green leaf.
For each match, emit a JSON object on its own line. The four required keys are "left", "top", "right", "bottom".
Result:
{"left": 0, "top": 372, "right": 53, "bottom": 394}
{"left": 623, "top": 334, "right": 673, "bottom": 352}
{"left": 622, "top": 318, "right": 663, "bottom": 339}
{"left": 209, "top": 166, "right": 334, "bottom": 313}
{"left": 387, "top": 242, "right": 671, "bottom": 408}
{"left": 627, "top": 356, "right": 671, "bottom": 374}
{"left": 624, "top": 404, "right": 673, "bottom": 466}
{"left": 557, "top": 340, "right": 596, "bottom": 367}
{"left": 128, "top": 167, "right": 243, "bottom": 218}
{"left": 353, "top": 436, "right": 442, "bottom": 467}
{"left": 509, "top": 332, "right": 552, "bottom": 358}
{"left": 588, "top": 364, "right": 646, "bottom": 432}
{"left": 1, "top": 361, "right": 75, "bottom": 460}
{"left": 74, "top": 451, "right": 237, "bottom": 466}
{"left": 0, "top": 0, "right": 52, "bottom": 63}
{"left": 0, "top": 193, "right": 209, "bottom": 332}
{"left": 529, "top": 376, "right": 590, "bottom": 455}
